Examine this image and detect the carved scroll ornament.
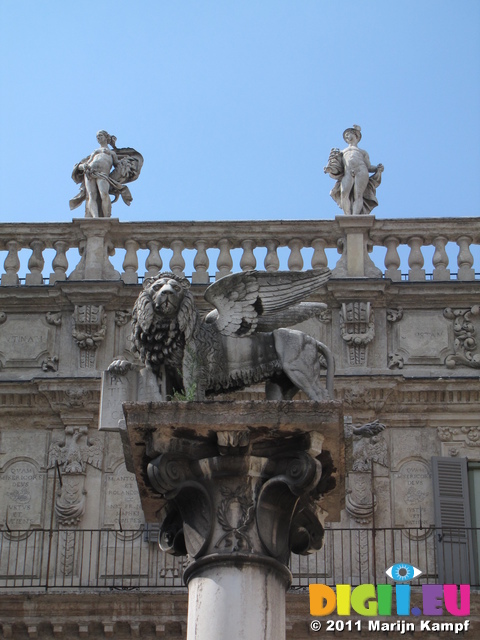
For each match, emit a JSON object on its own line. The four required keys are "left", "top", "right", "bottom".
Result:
{"left": 444, "top": 306, "right": 480, "bottom": 369}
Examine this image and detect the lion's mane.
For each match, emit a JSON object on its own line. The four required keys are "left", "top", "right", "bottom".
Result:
{"left": 131, "top": 273, "right": 222, "bottom": 389}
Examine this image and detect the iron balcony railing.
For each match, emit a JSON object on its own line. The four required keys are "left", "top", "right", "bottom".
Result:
{"left": 0, "top": 527, "right": 479, "bottom": 592}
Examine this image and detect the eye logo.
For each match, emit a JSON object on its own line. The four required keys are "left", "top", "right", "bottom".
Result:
{"left": 386, "top": 563, "right": 422, "bottom": 582}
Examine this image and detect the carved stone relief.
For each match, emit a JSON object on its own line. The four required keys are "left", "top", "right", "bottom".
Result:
{"left": 444, "top": 306, "right": 480, "bottom": 369}
{"left": 438, "top": 426, "right": 480, "bottom": 459}
{"left": 72, "top": 305, "right": 107, "bottom": 368}
{"left": 340, "top": 302, "right": 374, "bottom": 366}
{"left": 345, "top": 419, "right": 388, "bottom": 525}
{"left": 48, "top": 427, "right": 103, "bottom": 525}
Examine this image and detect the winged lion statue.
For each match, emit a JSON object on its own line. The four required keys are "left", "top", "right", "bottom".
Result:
{"left": 110, "top": 268, "right": 334, "bottom": 401}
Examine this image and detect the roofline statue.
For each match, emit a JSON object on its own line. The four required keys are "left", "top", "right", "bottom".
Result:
{"left": 324, "top": 125, "right": 384, "bottom": 216}
{"left": 70, "top": 131, "right": 143, "bottom": 218}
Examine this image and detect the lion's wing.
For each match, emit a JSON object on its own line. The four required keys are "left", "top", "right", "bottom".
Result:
{"left": 204, "top": 268, "right": 331, "bottom": 337}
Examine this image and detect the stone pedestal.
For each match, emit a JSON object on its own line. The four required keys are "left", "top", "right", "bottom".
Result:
{"left": 122, "top": 400, "right": 344, "bottom": 640}
{"left": 332, "top": 215, "right": 382, "bottom": 278}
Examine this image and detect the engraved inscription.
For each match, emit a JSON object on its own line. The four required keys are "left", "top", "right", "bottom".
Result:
{"left": 104, "top": 463, "right": 143, "bottom": 530}
{"left": 396, "top": 312, "right": 451, "bottom": 364}
{"left": 393, "top": 459, "right": 433, "bottom": 528}
{"left": 0, "top": 461, "right": 43, "bottom": 529}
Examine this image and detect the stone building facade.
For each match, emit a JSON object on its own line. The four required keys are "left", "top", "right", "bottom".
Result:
{"left": 0, "top": 215, "right": 479, "bottom": 638}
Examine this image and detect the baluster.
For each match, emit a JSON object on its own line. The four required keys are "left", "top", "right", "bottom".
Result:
{"left": 25, "top": 239, "right": 45, "bottom": 285}
{"left": 192, "top": 240, "right": 210, "bottom": 284}
{"left": 264, "top": 239, "right": 280, "bottom": 272}
{"left": 121, "top": 240, "right": 139, "bottom": 284}
{"left": 311, "top": 238, "right": 328, "bottom": 269}
{"left": 1, "top": 240, "right": 21, "bottom": 286}
{"left": 50, "top": 240, "right": 69, "bottom": 284}
{"left": 384, "top": 236, "right": 401, "bottom": 281}
{"left": 170, "top": 240, "right": 185, "bottom": 276}
{"left": 145, "top": 240, "right": 163, "bottom": 278}
{"left": 432, "top": 236, "right": 450, "bottom": 281}
{"left": 215, "top": 239, "right": 233, "bottom": 280}
{"left": 240, "top": 240, "right": 256, "bottom": 271}
{"left": 457, "top": 235, "right": 475, "bottom": 281}
{"left": 407, "top": 236, "right": 425, "bottom": 281}
{"left": 288, "top": 238, "right": 304, "bottom": 271}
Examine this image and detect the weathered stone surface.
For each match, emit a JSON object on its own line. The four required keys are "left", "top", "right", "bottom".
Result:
{"left": 119, "top": 270, "right": 334, "bottom": 402}
{"left": 122, "top": 400, "right": 344, "bottom": 525}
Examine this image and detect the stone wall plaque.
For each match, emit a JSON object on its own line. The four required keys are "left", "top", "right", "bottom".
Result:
{"left": 0, "top": 460, "right": 44, "bottom": 529}
{"left": 0, "top": 316, "right": 55, "bottom": 368}
{"left": 395, "top": 311, "right": 451, "bottom": 365}
{"left": 392, "top": 458, "right": 434, "bottom": 529}
{"left": 103, "top": 462, "right": 144, "bottom": 530}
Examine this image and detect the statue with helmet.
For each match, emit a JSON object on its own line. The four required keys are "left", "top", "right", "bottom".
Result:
{"left": 324, "top": 125, "right": 384, "bottom": 216}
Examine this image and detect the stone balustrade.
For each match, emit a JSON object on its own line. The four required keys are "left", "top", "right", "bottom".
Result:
{"left": 0, "top": 216, "right": 478, "bottom": 286}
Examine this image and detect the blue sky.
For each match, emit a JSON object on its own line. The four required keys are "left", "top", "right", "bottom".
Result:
{"left": 0, "top": 0, "right": 479, "bottom": 224}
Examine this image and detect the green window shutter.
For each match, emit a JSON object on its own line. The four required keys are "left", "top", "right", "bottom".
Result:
{"left": 431, "top": 456, "right": 477, "bottom": 584}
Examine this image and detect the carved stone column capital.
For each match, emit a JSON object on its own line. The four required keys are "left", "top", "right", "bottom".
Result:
{"left": 123, "top": 400, "right": 343, "bottom": 640}
{"left": 123, "top": 401, "right": 343, "bottom": 562}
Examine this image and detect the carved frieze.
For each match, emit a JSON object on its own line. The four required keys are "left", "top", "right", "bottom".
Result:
{"left": 72, "top": 305, "right": 107, "bottom": 368}
{"left": 438, "top": 426, "right": 480, "bottom": 455}
{"left": 444, "top": 305, "right": 480, "bottom": 369}
{"left": 340, "top": 302, "right": 374, "bottom": 366}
